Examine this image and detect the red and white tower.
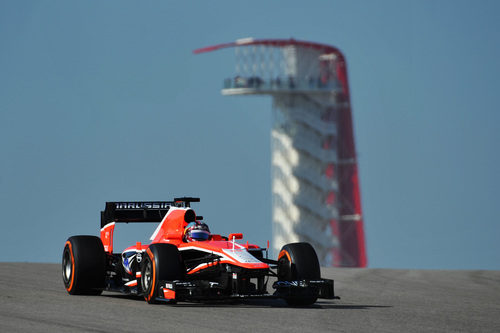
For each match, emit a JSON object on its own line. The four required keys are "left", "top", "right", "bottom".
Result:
{"left": 195, "top": 38, "right": 367, "bottom": 267}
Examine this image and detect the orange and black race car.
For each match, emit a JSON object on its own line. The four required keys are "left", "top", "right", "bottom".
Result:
{"left": 62, "top": 197, "right": 336, "bottom": 306}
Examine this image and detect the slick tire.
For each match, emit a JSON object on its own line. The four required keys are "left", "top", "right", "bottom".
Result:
{"left": 278, "top": 242, "right": 320, "bottom": 306}
{"left": 141, "top": 244, "right": 184, "bottom": 304}
{"left": 62, "top": 235, "right": 106, "bottom": 295}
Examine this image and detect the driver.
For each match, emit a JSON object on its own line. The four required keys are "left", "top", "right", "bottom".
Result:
{"left": 183, "top": 221, "right": 211, "bottom": 242}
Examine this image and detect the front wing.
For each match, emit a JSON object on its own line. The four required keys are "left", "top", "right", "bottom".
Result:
{"left": 155, "top": 278, "right": 336, "bottom": 303}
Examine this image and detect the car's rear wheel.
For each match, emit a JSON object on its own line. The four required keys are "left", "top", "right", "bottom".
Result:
{"left": 141, "top": 243, "right": 184, "bottom": 304}
{"left": 277, "top": 242, "right": 320, "bottom": 306}
{"left": 62, "top": 236, "right": 106, "bottom": 295}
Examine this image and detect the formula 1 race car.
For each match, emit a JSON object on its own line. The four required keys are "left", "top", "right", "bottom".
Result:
{"left": 62, "top": 197, "right": 336, "bottom": 306}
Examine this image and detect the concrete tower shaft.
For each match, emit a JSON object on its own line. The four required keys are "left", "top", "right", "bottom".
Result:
{"left": 195, "top": 38, "right": 366, "bottom": 267}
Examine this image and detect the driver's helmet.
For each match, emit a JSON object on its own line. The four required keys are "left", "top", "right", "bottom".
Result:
{"left": 183, "top": 221, "right": 211, "bottom": 242}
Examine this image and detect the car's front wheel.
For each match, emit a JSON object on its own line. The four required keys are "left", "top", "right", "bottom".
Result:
{"left": 141, "top": 243, "right": 184, "bottom": 304}
{"left": 277, "top": 242, "right": 321, "bottom": 306}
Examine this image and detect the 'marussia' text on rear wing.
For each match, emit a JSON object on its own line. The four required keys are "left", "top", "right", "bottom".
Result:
{"left": 100, "top": 197, "right": 200, "bottom": 228}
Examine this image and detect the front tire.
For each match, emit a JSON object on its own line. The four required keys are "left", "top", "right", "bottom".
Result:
{"left": 62, "top": 236, "right": 106, "bottom": 295}
{"left": 141, "top": 244, "right": 184, "bottom": 304}
{"left": 277, "top": 242, "right": 320, "bottom": 306}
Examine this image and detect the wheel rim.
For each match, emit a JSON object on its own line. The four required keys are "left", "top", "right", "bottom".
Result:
{"left": 277, "top": 257, "right": 292, "bottom": 281}
{"left": 142, "top": 259, "right": 152, "bottom": 291}
{"left": 62, "top": 248, "right": 72, "bottom": 283}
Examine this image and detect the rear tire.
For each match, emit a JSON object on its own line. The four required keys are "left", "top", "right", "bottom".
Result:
{"left": 277, "top": 242, "right": 320, "bottom": 306}
{"left": 141, "top": 244, "right": 184, "bottom": 304}
{"left": 62, "top": 236, "right": 106, "bottom": 295}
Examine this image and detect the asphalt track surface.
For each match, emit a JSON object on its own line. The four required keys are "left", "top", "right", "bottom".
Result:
{"left": 1, "top": 263, "right": 499, "bottom": 332}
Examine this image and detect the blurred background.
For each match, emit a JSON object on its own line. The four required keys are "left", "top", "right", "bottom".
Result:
{"left": 1, "top": 0, "right": 499, "bottom": 269}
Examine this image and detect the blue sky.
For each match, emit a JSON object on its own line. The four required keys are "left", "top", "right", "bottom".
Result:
{"left": 1, "top": 0, "right": 499, "bottom": 269}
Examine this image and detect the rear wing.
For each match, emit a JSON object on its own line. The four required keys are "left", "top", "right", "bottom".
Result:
{"left": 100, "top": 197, "right": 200, "bottom": 228}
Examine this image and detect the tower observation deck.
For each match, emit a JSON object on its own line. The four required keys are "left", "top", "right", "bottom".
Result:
{"left": 195, "top": 38, "right": 366, "bottom": 267}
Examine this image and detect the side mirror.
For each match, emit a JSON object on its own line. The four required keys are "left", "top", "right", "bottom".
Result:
{"left": 228, "top": 233, "right": 243, "bottom": 240}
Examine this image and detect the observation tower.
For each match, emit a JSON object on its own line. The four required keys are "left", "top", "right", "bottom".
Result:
{"left": 195, "top": 38, "right": 366, "bottom": 267}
